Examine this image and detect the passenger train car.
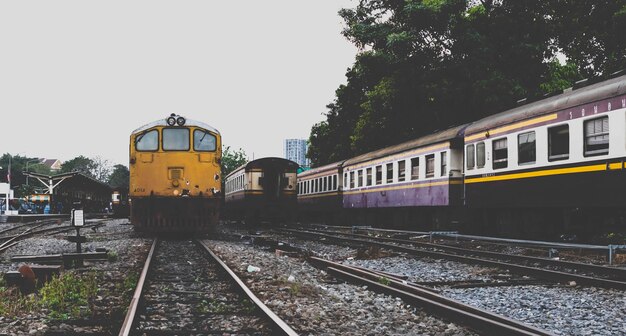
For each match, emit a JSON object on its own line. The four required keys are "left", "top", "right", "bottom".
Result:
{"left": 224, "top": 157, "right": 298, "bottom": 225}
{"left": 297, "top": 161, "right": 344, "bottom": 224}
{"left": 340, "top": 125, "right": 466, "bottom": 229}
{"left": 464, "top": 74, "right": 626, "bottom": 236}
{"left": 297, "top": 73, "right": 626, "bottom": 238}
{"left": 129, "top": 114, "right": 222, "bottom": 233}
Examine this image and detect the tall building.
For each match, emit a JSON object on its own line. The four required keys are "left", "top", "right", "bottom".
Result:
{"left": 284, "top": 139, "right": 309, "bottom": 168}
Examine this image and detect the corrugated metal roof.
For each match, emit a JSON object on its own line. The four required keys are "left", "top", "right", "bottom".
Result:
{"left": 344, "top": 124, "right": 469, "bottom": 166}
{"left": 466, "top": 74, "right": 626, "bottom": 135}
{"left": 298, "top": 161, "right": 344, "bottom": 177}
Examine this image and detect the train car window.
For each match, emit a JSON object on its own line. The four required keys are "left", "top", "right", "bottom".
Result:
{"left": 323, "top": 176, "right": 328, "bottom": 191}
{"left": 466, "top": 145, "right": 475, "bottom": 170}
{"left": 398, "top": 161, "right": 406, "bottom": 182}
{"left": 386, "top": 163, "right": 393, "bottom": 184}
{"left": 584, "top": 117, "right": 609, "bottom": 156}
{"left": 357, "top": 170, "right": 363, "bottom": 187}
{"left": 193, "top": 130, "right": 216, "bottom": 151}
{"left": 135, "top": 129, "right": 159, "bottom": 151}
{"left": 163, "top": 128, "right": 190, "bottom": 151}
{"left": 349, "top": 171, "right": 355, "bottom": 189}
{"left": 366, "top": 168, "right": 372, "bottom": 186}
{"left": 548, "top": 124, "right": 570, "bottom": 161}
{"left": 344, "top": 173, "right": 348, "bottom": 188}
{"left": 476, "top": 142, "right": 486, "bottom": 168}
{"left": 441, "top": 152, "right": 447, "bottom": 176}
{"left": 333, "top": 175, "right": 337, "bottom": 190}
{"left": 518, "top": 131, "right": 536, "bottom": 164}
{"left": 492, "top": 138, "right": 508, "bottom": 169}
{"left": 375, "top": 166, "right": 382, "bottom": 185}
{"left": 411, "top": 157, "right": 420, "bottom": 180}
{"left": 426, "top": 155, "right": 435, "bottom": 178}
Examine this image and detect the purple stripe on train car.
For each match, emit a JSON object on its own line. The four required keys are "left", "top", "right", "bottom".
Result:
{"left": 343, "top": 183, "right": 450, "bottom": 208}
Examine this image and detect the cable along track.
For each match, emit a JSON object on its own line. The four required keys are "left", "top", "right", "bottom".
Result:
{"left": 120, "top": 238, "right": 297, "bottom": 336}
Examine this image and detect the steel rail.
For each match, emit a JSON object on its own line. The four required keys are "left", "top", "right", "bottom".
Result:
{"left": 118, "top": 238, "right": 158, "bottom": 336}
{"left": 196, "top": 239, "right": 299, "bottom": 336}
{"left": 310, "top": 256, "right": 554, "bottom": 336}
{"left": 284, "top": 229, "right": 626, "bottom": 290}
{"left": 310, "top": 228, "right": 626, "bottom": 280}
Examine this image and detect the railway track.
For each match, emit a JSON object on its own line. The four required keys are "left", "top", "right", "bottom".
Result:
{"left": 282, "top": 228, "right": 626, "bottom": 290}
{"left": 119, "top": 238, "right": 298, "bottom": 336}
{"left": 309, "top": 256, "right": 553, "bottom": 336}
{"left": 0, "top": 219, "right": 107, "bottom": 253}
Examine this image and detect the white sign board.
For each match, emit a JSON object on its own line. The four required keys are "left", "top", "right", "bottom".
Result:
{"left": 72, "top": 209, "right": 84, "bottom": 226}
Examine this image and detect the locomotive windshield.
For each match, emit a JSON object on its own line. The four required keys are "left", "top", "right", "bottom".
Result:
{"left": 163, "top": 128, "right": 190, "bottom": 151}
{"left": 194, "top": 129, "right": 217, "bottom": 151}
{"left": 135, "top": 129, "right": 158, "bottom": 151}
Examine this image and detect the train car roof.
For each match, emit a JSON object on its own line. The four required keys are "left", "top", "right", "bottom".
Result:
{"left": 131, "top": 116, "right": 221, "bottom": 135}
{"left": 225, "top": 157, "right": 299, "bottom": 179}
{"left": 298, "top": 161, "right": 344, "bottom": 177}
{"left": 466, "top": 74, "right": 626, "bottom": 136}
{"left": 344, "top": 124, "right": 469, "bottom": 167}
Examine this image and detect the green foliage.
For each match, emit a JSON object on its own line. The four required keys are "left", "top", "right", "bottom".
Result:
{"left": 240, "top": 298, "right": 256, "bottom": 314}
{"left": 60, "top": 155, "right": 96, "bottom": 176}
{"left": 107, "top": 164, "right": 129, "bottom": 188}
{"left": 107, "top": 251, "right": 119, "bottom": 262}
{"left": 199, "top": 299, "right": 228, "bottom": 314}
{"left": 378, "top": 276, "right": 391, "bottom": 286}
{"left": 0, "top": 154, "right": 51, "bottom": 196}
{"left": 221, "top": 146, "right": 248, "bottom": 177}
{"left": 61, "top": 155, "right": 111, "bottom": 183}
{"left": 38, "top": 271, "right": 98, "bottom": 320}
{"left": 0, "top": 271, "right": 98, "bottom": 320}
{"left": 540, "top": 61, "right": 583, "bottom": 94}
{"left": 309, "top": 0, "right": 626, "bottom": 166}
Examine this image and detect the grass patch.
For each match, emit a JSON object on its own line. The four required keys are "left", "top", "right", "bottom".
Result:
{"left": 107, "top": 251, "right": 118, "bottom": 262}
{"left": 199, "top": 299, "right": 229, "bottom": 314}
{"left": 0, "top": 271, "right": 99, "bottom": 320}
{"left": 39, "top": 272, "right": 98, "bottom": 320}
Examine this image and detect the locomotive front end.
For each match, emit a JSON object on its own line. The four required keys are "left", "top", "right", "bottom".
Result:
{"left": 129, "top": 114, "right": 222, "bottom": 233}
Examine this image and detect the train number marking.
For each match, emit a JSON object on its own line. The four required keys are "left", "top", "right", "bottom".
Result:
{"left": 134, "top": 188, "right": 145, "bottom": 192}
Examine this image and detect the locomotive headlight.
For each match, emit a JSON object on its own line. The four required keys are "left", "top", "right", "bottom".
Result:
{"left": 176, "top": 116, "right": 186, "bottom": 126}
{"left": 166, "top": 116, "right": 176, "bottom": 126}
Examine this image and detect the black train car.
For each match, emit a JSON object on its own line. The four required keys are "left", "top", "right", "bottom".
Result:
{"left": 224, "top": 157, "right": 298, "bottom": 225}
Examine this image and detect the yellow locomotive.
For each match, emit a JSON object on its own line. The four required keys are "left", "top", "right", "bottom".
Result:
{"left": 129, "top": 114, "right": 222, "bottom": 232}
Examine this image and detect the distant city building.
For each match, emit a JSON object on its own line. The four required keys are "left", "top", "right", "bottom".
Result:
{"left": 284, "top": 139, "right": 309, "bottom": 168}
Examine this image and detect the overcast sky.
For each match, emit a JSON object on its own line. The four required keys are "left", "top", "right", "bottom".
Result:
{"left": 0, "top": 1, "right": 358, "bottom": 166}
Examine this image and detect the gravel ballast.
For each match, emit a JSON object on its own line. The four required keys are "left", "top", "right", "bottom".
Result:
{"left": 206, "top": 240, "right": 474, "bottom": 335}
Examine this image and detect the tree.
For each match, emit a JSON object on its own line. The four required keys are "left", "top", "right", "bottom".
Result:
{"left": 221, "top": 146, "right": 248, "bottom": 177}
{"left": 309, "top": 0, "right": 620, "bottom": 166}
{"left": 91, "top": 156, "right": 112, "bottom": 183}
{"left": 0, "top": 154, "right": 52, "bottom": 197}
{"left": 60, "top": 155, "right": 111, "bottom": 183}
{"left": 107, "top": 164, "right": 129, "bottom": 188}
{"left": 61, "top": 156, "right": 95, "bottom": 177}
